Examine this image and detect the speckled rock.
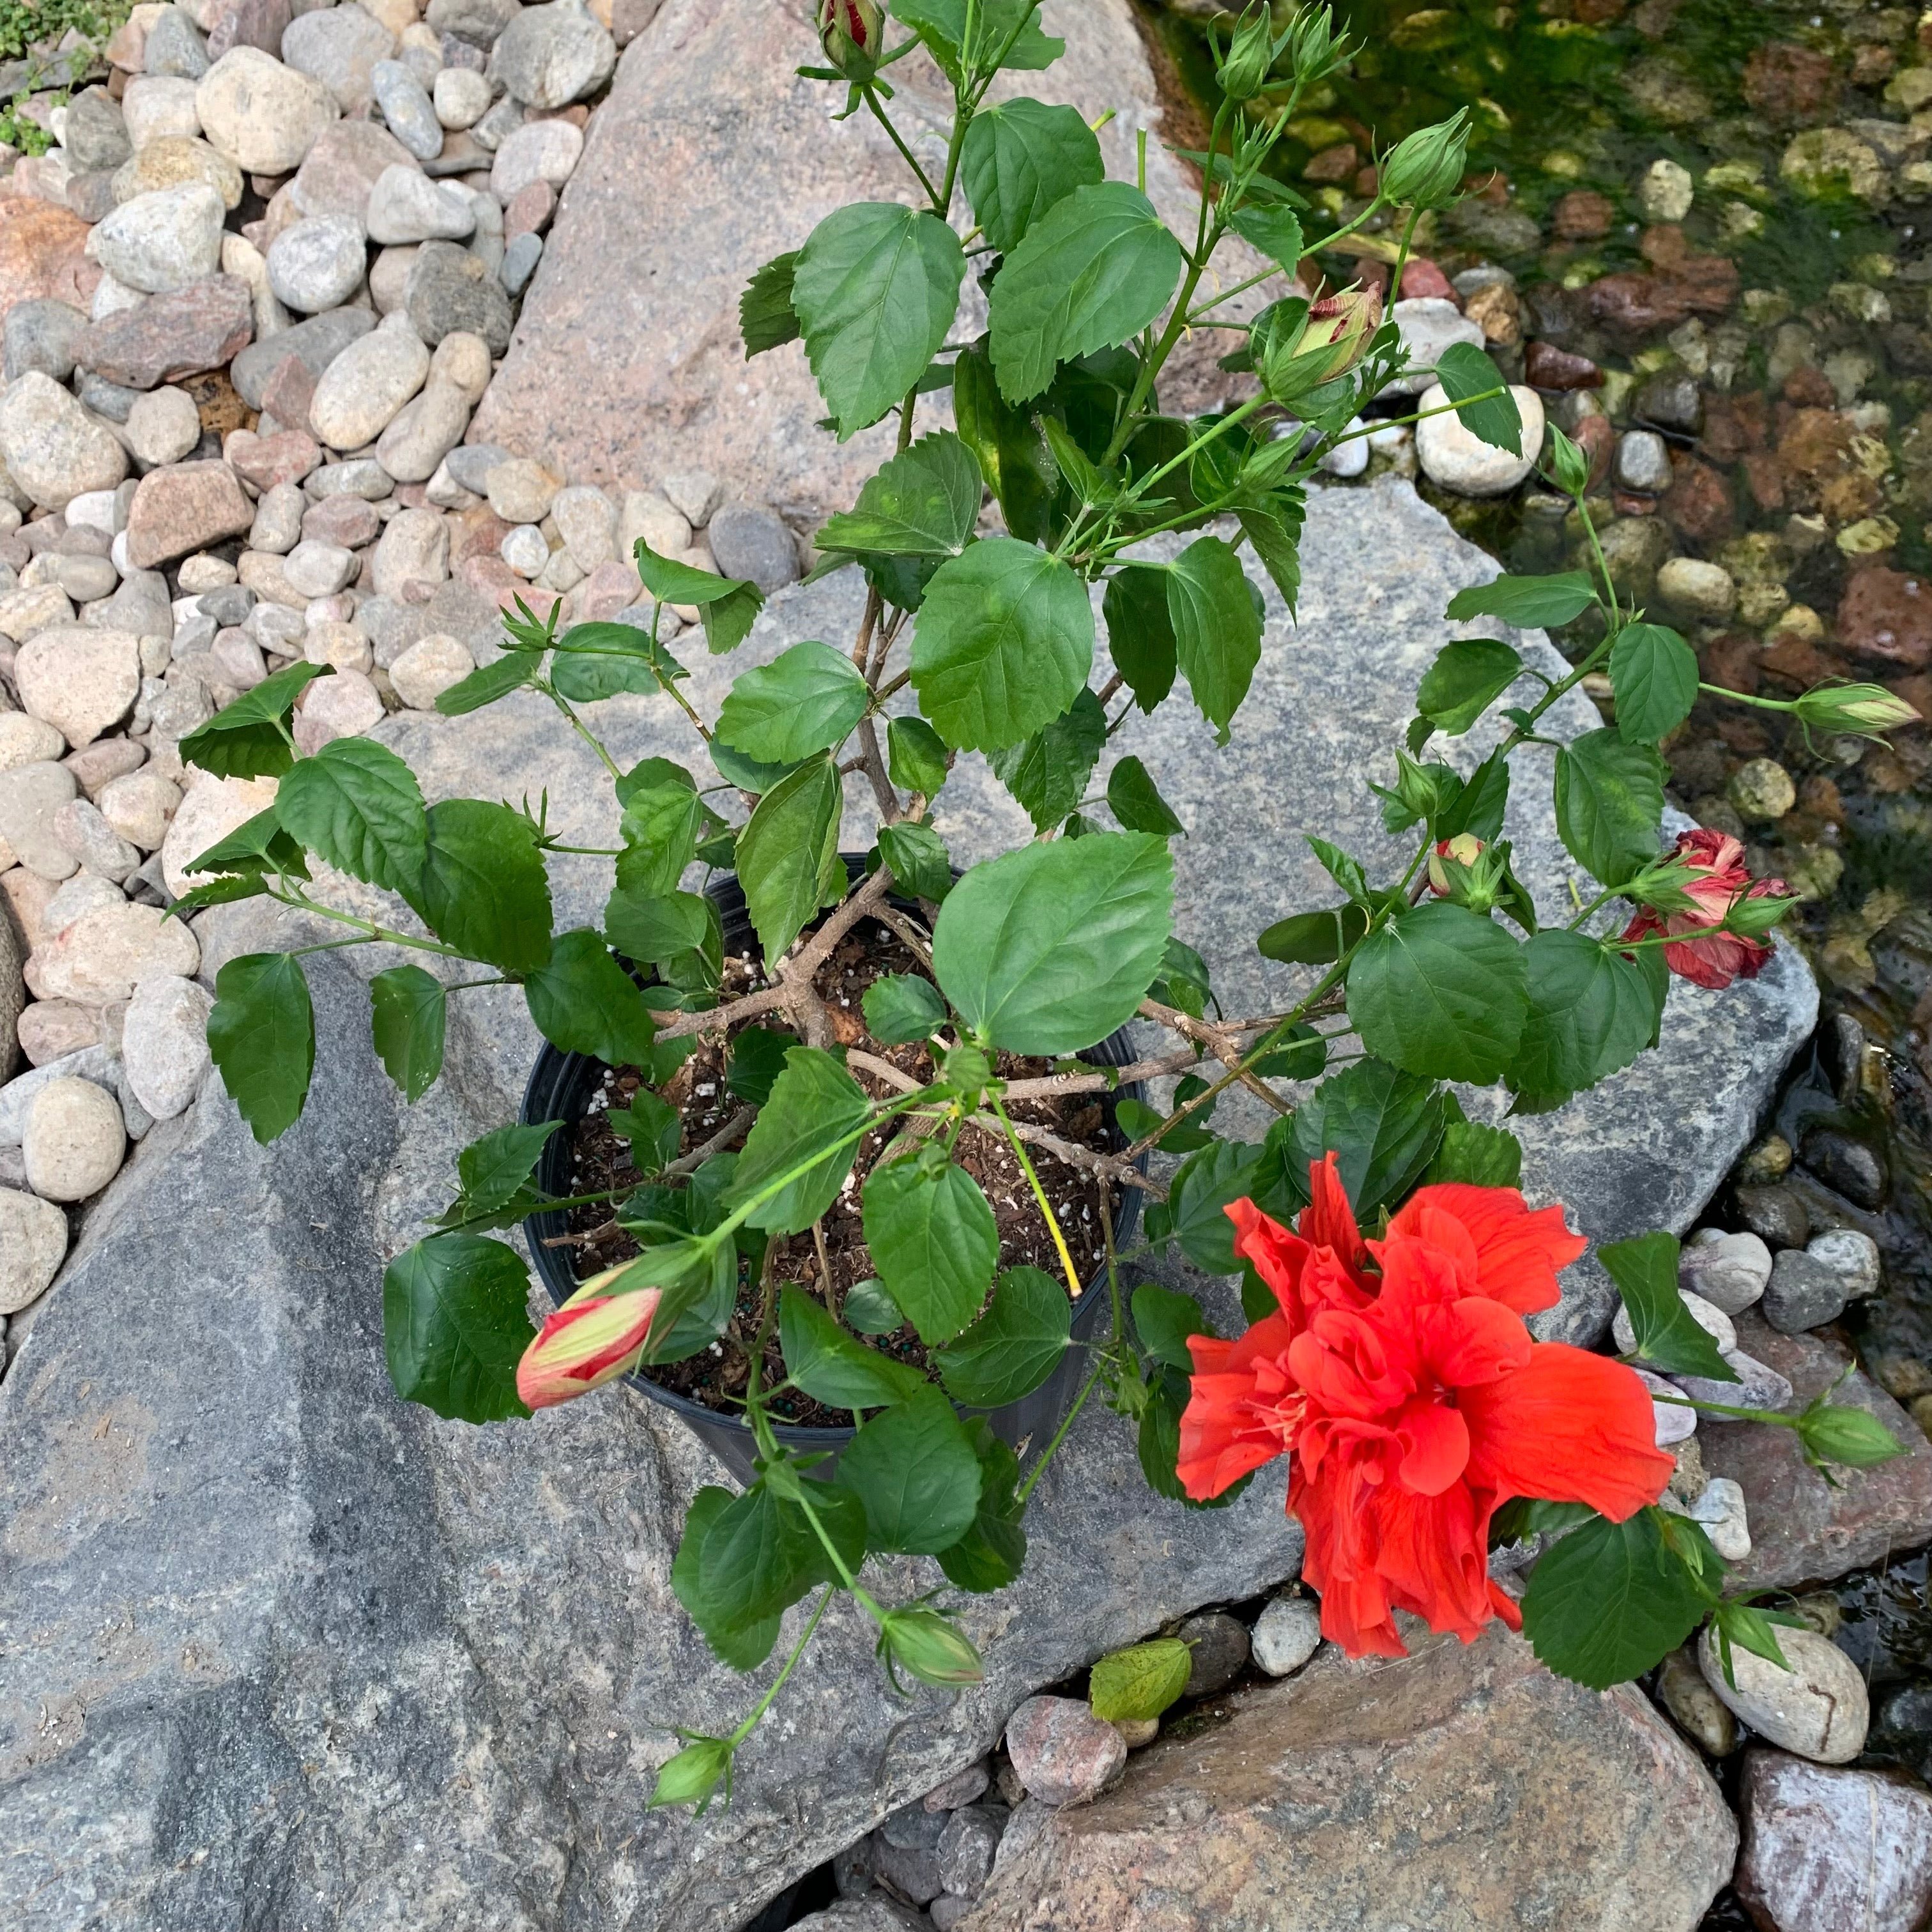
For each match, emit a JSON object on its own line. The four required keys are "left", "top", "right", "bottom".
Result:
{"left": 87, "top": 183, "right": 226, "bottom": 296}
{"left": 365, "top": 165, "right": 476, "bottom": 247}
{"left": 15, "top": 628, "right": 141, "bottom": 748}
{"left": 75, "top": 274, "right": 255, "bottom": 391}
{"left": 488, "top": 116, "right": 584, "bottom": 199}
{"left": 22, "top": 1073, "right": 126, "bottom": 1200}
{"left": 124, "top": 385, "right": 203, "bottom": 468}
{"left": 372, "top": 58, "right": 445, "bottom": 162}
{"left": 3, "top": 300, "right": 91, "bottom": 385}
{"left": 293, "top": 664, "right": 385, "bottom": 753}
{"left": 125, "top": 461, "right": 254, "bottom": 569}
{"left": 1250, "top": 1595, "right": 1322, "bottom": 1678}
{"left": 160, "top": 770, "right": 279, "bottom": 895}
{"left": 121, "top": 972, "right": 213, "bottom": 1121}
{"left": 194, "top": 47, "right": 340, "bottom": 176}
{"left": 1006, "top": 1698, "right": 1126, "bottom": 1808}
{"left": 388, "top": 631, "right": 473, "bottom": 708}
{"left": 0, "top": 372, "right": 128, "bottom": 510}
{"left": 308, "top": 319, "right": 431, "bottom": 449}
{"left": 0, "top": 763, "right": 82, "bottom": 882}
{"left": 1699, "top": 1625, "right": 1868, "bottom": 1765}
{"left": 0, "top": 1185, "right": 68, "bottom": 1312}
{"left": 266, "top": 215, "right": 369, "bottom": 316}
{"left": 281, "top": 3, "right": 398, "bottom": 114}
{"left": 404, "top": 239, "right": 512, "bottom": 349}
{"left": 488, "top": 0, "right": 615, "bottom": 108}
{"left": 25, "top": 900, "right": 199, "bottom": 1005}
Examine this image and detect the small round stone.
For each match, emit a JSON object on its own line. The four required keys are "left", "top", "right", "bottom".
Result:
{"left": 1004, "top": 1696, "right": 1126, "bottom": 1807}
{"left": 484, "top": 455, "right": 562, "bottom": 524}
{"left": 1699, "top": 1625, "right": 1868, "bottom": 1763}
{"left": 1806, "top": 1227, "right": 1881, "bottom": 1301}
{"left": 1762, "top": 1249, "right": 1848, "bottom": 1334}
{"left": 1639, "top": 157, "right": 1694, "bottom": 223}
{"left": 1613, "top": 427, "right": 1674, "bottom": 494}
{"left": 1177, "top": 1610, "right": 1250, "bottom": 1697}
{"left": 1656, "top": 557, "right": 1738, "bottom": 624}
{"left": 0, "top": 1185, "right": 68, "bottom": 1311}
{"left": 1678, "top": 1230, "right": 1772, "bottom": 1315}
{"left": 124, "top": 386, "right": 203, "bottom": 468}
{"left": 707, "top": 502, "right": 799, "bottom": 592}
{"left": 1654, "top": 1645, "right": 1736, "bottom": 1756}
{"left": 282, "top": 540, "right": 358, "bottom": 599}
{"left": 488, "top": 115, "right": 583, "bottom": 197}
{"left": 1728, "top": 756, "right": 1797, "bottom": 823}
{"left": 390, "top": 631, "right": 474, "bottom": 707}
{"left": 500, "top": 523, "right": 549, "bottom": 578}
{"left": 121, "top": 972, "right": 213, "bottom": 1121}
{"left": 267, "top": 215, "right": 369, "bottom": 316}
{"left": 433, "top": 65, "right": 492, "bottom": 129}
{"left": 1414, "top": 381, "right": 1545, "bottom": 496}
{"left": 1613, "top": 1288, "right": 1735, "bottom": 1357}
{"left": 1252, "top": 1595, "right": 1322, "bottom": 1678}
{"left": 23, "top": 1075, "right": 127, "bottom": 1202}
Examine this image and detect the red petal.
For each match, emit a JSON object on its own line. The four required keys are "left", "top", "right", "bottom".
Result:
{"left": 1393, "top": 1395, "right": 1470, "bottom": 1496}
{"left": 1460, "top": 1343, "right": 1675, "bottom": 1519}
{"left": 1390, "top": 1184, "right": 1585, "bottom": 1314}
{"left": 1227, "top": 1197, "right": 1312, "bottom": 1324}
{"left": 1369, "top": 1480, "right": 1496, "bottom": 1641}
{"left": 1417, "top": 1294, "right": 1534, "bottom": 1388}
{"left": 1300, "top": 1152, "right": 1369, "bottom": 1275}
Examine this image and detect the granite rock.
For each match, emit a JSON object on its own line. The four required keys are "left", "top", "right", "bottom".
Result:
{"left": 125, "top": 461, "right": 255, "bottom": 568}
{"left": 488, "top": 0, "right": 615, "bottom": 108}
{"left": 282, "top": 1, "right": 399, "bottom": 113}
{"left": 229, "top": 303, "right": 375, "bottom": 406}
{"left": 86, "top": 182, "right": 226, "bottom": 295}
{"left": 308, "top": 318, "right": 431, "bottom": 447}
{"left": 15, "top": 628, "right": 142, "bottom": 747}
{"left": 76, "top": 273, "right": 254, "bottom": 390}
{"left": 266, "top": 215, "right": 369, "bottom": 316}
{"left": 0, "top": 372, "right": 128, "bottom": 510}
{"left": 962, "top": 1624, "right": 1736, "bottom": 1932}
{"left": 194, "top": 45, "right": 340, "bottom": 176}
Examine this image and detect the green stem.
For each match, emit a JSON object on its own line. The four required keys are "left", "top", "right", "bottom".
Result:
{"left": 1015, "top": 1356, "right": 1105, "bottom": 1506}
{"left": 1652, "top": 1392, "right": 1798, "bottom": 1427}
{"left": 990, "top": 1094, "right": 1082, "bottom": 1300}
{"left": 862, "top": 83, "right": 940, "bottom": 205}
{"left": 730, "top": 1588, "right": 831, "bottom": 1744}
{"left": 1698, "top": 684, "right": 1795, "bottom": 713}
{"left": 543, "top": 682, "right": 629, "bottom": 779}
{"left": 268, "top": 889, "right": 467, "bottom": 960}
{"left": 1565, "top": 884, "right": 1621, "bottom": 931}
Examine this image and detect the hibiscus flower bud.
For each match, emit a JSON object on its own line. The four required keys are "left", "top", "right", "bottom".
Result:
{"left": 1256, "top": 288, "right": 1379, "bottom": 402}
{"left": 1427, "top": 832, "right": 1485, "bottom": 896}
{"left": 1216, "top": 4, "right": 1278, "bottom": 102}
{"left": 1791, "top": 682, "right": 1922, "bottom": 740}
{"left": 1284, "top": 3, "right": 1347, "bottom": 85}
{"left": 1797, "top": 1396, "right": 1904, "bottom": 1472}
{"left": 649, "top": 1733, "right": 735, "bottom": 1814}
{"left": 1379, "top": 109, "right": 1470, "bottom": 211}
{"left": 1545, "top": 424, "right": 1591, "bottom": 499}
{"left": 516, "top": 1266, "right": 662, "bottom": 1409}
{"left": 818, "top": 0, "right": 882, "bottom": 78}
{"left": 875, "top": 1607, "right": 985, "bottom": 1689}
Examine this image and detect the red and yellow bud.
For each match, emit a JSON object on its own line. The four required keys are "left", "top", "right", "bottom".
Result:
{"left": 818, "top": 0, "right": 883, "bottom": 75}
{"left": 1427, "top": 832, "right": 1485, "bottom": 896}
{"left": 517, "top": 1264, "right": 661, "bottom": 1410}
{"left": 1258, "top": 286, "right": 1381, "bottom": 402}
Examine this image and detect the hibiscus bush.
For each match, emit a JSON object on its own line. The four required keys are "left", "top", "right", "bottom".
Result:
{"left": 171, "top": 0, "right": 1916, "bottom": 1805}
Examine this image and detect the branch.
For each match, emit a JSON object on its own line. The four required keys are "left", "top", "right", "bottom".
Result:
{"left": 1139, "top": 998, "right": 1292, "bottom": 1117}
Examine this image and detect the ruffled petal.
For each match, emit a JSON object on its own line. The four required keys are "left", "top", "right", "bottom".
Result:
{"left": 1300, "top": 1151, "right": 1370, "bottom": 1276}
{"left": 1416, "top": 1294, "right": 1535, "bottom": 1389}
{"left": 1460, "top": 1342, "right": 1675, "bottom": 1519}
{"left": 1388, "top": 1184, "right": 1586, "bottom": 1314}
{"left": 1368, "top": 1480, "right": 1496, "bottom": 1642}
{"left": 1393, "top": 1395, "right": 1470, "bottom": 1497}
{"left": 1227, "top": 1197, "right": 1312, "bottom": 1326}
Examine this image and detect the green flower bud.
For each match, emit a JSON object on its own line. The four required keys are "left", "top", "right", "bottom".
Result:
{"left": 650, "top": 1733, "right": 735, "bottom": 1814}
{"left": 877, "top": 1608, "right": 985, "bottom": 1690}
{"left": 1798, "top": 1399, "right": 1905, "bottom": 1471}
{"left": 1381, "top": 109, "right": 1470, "bottom": 211}
{"left": 1215, "top": 4, "right": 1277, "bottom": 103}
{"left": 1254, "top": 288, "right": 1379, "bottom": 403}
{"left": 1284, "top": 3, "right": 1347, "bottom": 85}
{"left": 1545, "top": 424, "right": 1591, "bottom": 498}
{"left": 817, "top": 0, "right": 883, "bottom": 80}
{"left": 1791, "top": 682, "right": 1922, "bottom": 740}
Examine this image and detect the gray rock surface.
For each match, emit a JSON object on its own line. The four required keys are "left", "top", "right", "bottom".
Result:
{"left": 962, "top": 1623, "right": 1737, "bottom": 1932}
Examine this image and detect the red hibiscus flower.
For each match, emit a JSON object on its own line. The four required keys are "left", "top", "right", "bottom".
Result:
{"left": 1177, "top": 1158, "right": 1672, "bottom": 1659}
{"left": 1619, "top": 827, "right": 1788, "bottom": 992}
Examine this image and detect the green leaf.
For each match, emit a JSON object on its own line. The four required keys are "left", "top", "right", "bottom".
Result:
{"left": 778, "top": 1284, "right": 928, "bottom": 1409}
{"left": 735, "top": 756, "right": 843, "bottom": 964}
{"left": 817, "top": 430, "right": 982, "bottom": 558}
{"left": 275, "top": 736, "right": 427, "bottom": 897}
{"left": 937, "top": 1420, "right": 1028, "bottom": 1593}
{"left": 417, "top": 800, "right": 553, "bottom": 974}
{"left": 990, "top": 686, "right": 1106, "bottom": 832}
{"left": 988, "top": 181, "right": 1184, "bottom": 404}
{"left": 1609, "top": 622, "right": 1699, "bottom": 744}
{"left": 608, "top": 1087, "right": 682, "bottom": 1174}
{"left": 726, "top": 1025, "right": 800, "bottom": 1107}
{"left": 1434, "top": 340, "right": 1524, "bottom": 454}
{"left": 935, "top": 1265, "right": 1070, "bottom": 1406}
{"left": 792, "top": 201, "right": 966, "bottom": 437}
{"left": 1239, "top": 492, "right": 1305, "bottom": 613}
{"left": 1601, "top": 1232, "right": 1737, "bottom": 1381}
{"left": 673, "top": 1486, "right": 779, "bottom": 1669}
{"left": 843, "top": 1275, "right": 905, "bottom": 1335}
{"left": 1131, "top": 1283, "right": 1209, "bottom": 1371}
{"left": 1416, "top": 637, "right": 1524, "bottom": 735}
{"left": 952, "top": 344, "right": 1061, "bottom": 546}
{"left": 1229, "top": 202, "right": 1303, "bottom": 273}
{"left": 840, "top": 1384, "right": 983, "bottom": 1553}
{"left": 911, "top": 537, "right": 1094, "bottom": 753}
{"left": 1105, "top": 755, "right": 1185, "bottom": 836}
{"left": 933, "top": 832, "right": 1173, "bottom": 1055}
{"left": 369, "top": 963, "right": 445, "bottom": 1103}
{"left": 1521, "top": 1508, "right": 1716, "bottom": 1690}
{"left": 1276, "top": 1058, "right": 1447, "bottom": 1216}
{"left": 178, "top": 660, "right": 330, "bottom": 779}
{"left": 1166, "top": 535, "right": 1262, "bottom": 743}
{"left": 887, "top": 715, "right": 951, "bottom": 797}
{"left": 167, "top": 872, "right": 270, "bottom": 917}
{"left": 1423, "top": 1119, "right": 1523, "bottom": 1188}
{"left": 862, "top": 1156, "right": 999, "bottom": 1344}
{"left": 436, "top": 650, "right": 536, "bottom": 716}
{"left": 740, "top": 249, "right": 800, "bottom": 356}
{"left": 605, "top": 887, "right": 712, "bottom": 968}
{"left": 1089, "top": 1638, "right": 1192, "bottom": 1722}
{"left": 456, "top": 1120, "right": 561, "bottom": 1215}
{"left": 207, "top": 952, "right": 315, "bottom": 1143}
{"left": 1445, "top": 571, "right": 1597, "bottom": 628}
{"left": 1710, "top": 1598, "right": 1793, "bottom": 1681}
{"left": 523, "top": 930, "right": 658, "bottom": 1068}
{"left": 632, "top": 538, "right": 760, "bottom": 610}
{"left": 1307, "top": 835, "right": 1370, "bottom": 905}
{"left": 1169, "top": 1138, "right": 1264, "bottom": 1275}
{"left": 877, "top": 821, "right": 953, "bottom": 904}
{"left": 894, "top": 0, "right": 1062, "bottom": 80}
{"left": 694, "top": 1473, "right": 868, "bottom": 1628}
{"left": 381, "top": 1234, "right": 532, "bottom": 1423}
{"left": 862, "top": 971, "right": 947, "bottom": 1045}
{"left": 1347, "top": 901, "right": 1527, "bottom": 1084}
{"left": 716, "top": 641, "right": 870, "bottom": 763}
{"left": 728, "top": 1046, "right": 873, "bottom": 1234}
{"left": 617, "top": 781, "right": 708, "bottom": 900}
{"left": 1103, "top": 564, "right": 1178, "bottom": 713}
{"left": 959, "top": 97, "right": 1104, "bottom": 252}
{"left": 1436, "top": 747, "right": 1512, "bottom": 843}
{"left": 1257, "top": 903, "right": 1369, "bottom": 964}
{"left": 1554, "top": 729, "right": 1666, "bottom": 887}
{"left": 1514, "top": 929, "right": 1666, "bottom": 1099}
{"left": 186, "top": 804, "right": 308, "bottom": 882}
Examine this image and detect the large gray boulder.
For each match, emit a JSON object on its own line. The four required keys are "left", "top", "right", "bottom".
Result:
{"left": 470, "top": 0, "right": 1280, "bottom": 520}
{"left": 0, "top": 480, "right": 1812, "bottom": 1927}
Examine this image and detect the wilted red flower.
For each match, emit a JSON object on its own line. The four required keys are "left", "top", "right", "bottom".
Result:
{"left": 517, "top": 1268, "right": 661, "bottom": 1410}
{"left": 1177, "top": 1158, "right": 1672, "bottom": 1659}
{"left": 1619, "top": 827, "right": 1788, "bottom": 992}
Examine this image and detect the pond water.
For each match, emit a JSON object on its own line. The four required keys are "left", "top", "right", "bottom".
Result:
{"left": 1149, "top": 0, "right": 1932, "bottom": 1843}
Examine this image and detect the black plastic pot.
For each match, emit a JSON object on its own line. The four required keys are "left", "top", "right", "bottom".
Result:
{"left": 521, "top": 861, "right": 1144, "bottom": 1487}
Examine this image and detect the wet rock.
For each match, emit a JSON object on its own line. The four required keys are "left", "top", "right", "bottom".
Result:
{"left": 1655, "top": 1644, "right": 1737, "bottom": 1756}
{"left": 195, "top": 47, "right": 340, "bottom": 176}
{"left": 0, "top": 1185, "right": 67, "bottom": 1312}
{"left": 1414, "top": 380, "right": 1544, "bottom": 495}
{"left": 1800, "top": 1127, "right": 1887, "bottom": 1209}
{"left": 22, "top": 1073, "right": 126, "bottom": 1200}
{"left": 1657, "top": 557, "right": 1737, "bottom": 623}
{"left": 1729, "top": 756, "right": 1797, "bottom": 823}
{"left": 0, "top": 372, "right": 128, "bottom": 510}
{"left": 1744, "top": 43, "right": 1839, "bottom": 125}
{"left": 282, "top": 3, "right": 397, "bottom": 114}
{"left": 1006, "top": 1697, "right": 1126, "bottom": 1808}
{"left": 1384, "top": 296, "right": 1486, "bottom": 399}
{"left": 970, "top": 1624, "right": 1736, "bottom": 1932}
{"left": 1251, "top": 1595, "right": 1322, "bottom": 1678}
{"left": 77, "top": 274, "right": 255, "bottom": 390}
{"left": 1525, "top": 342, "right": 1604, "bottom": 394}
{"left": 125, "top": 461, "right": 254, "bottom": 569}
{"left": 1699, "top": 1312, "right": 1932, "bottom": 1589}
{"left": 1836, "top": 565, "right": 1932, "bottom": 668}
{"left": 1782, "top": 128, "right": 1888, "bottom": 205}
{"left": 1737, "top": 1751, "right": 1932, "bottom": 1932}
{"left": 1763, "top": 1249, "right": 1849, "bottom": 1335}
{"left": 1614, "top": 428, "right": 1673, "bottom": 493}
{"left": 1634, "top": 371, "right": 1703, "bottom": 435}
{"left": 489, "top": 0, "right": 615, "bottom": 108}
{"left": 1680, "top": 1230, "right": 1772, "bottom": 1315}
{"left": 404, "top": 240, "right": 512, "bottom": 350}
{"left": 1699, "top": 1625, "right": 1867, "bottom": 1765}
